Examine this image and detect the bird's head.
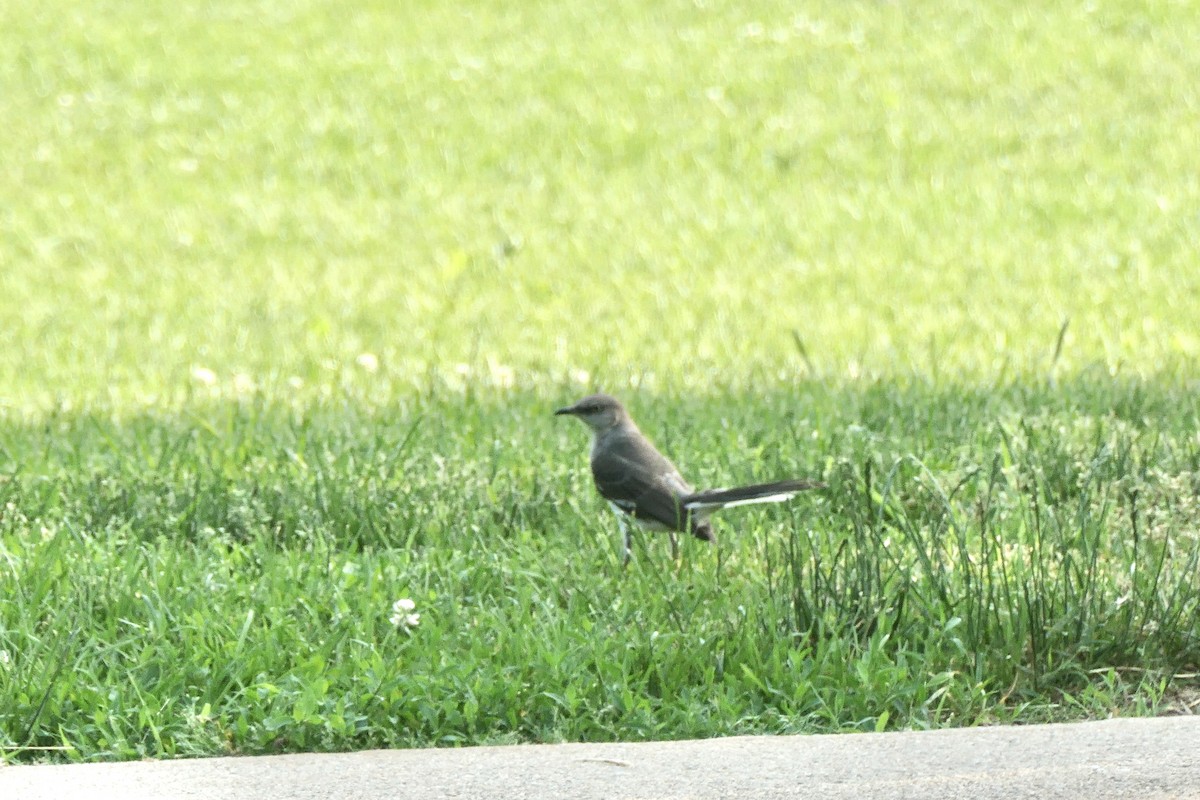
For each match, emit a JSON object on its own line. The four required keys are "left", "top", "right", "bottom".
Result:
{"left": 554, "top": 393, "right": 628, "bottom": 432}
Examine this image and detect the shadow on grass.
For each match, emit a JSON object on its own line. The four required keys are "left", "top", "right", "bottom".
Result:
{"left": 1, "top": 374, "right": 1197, "bottom": 760}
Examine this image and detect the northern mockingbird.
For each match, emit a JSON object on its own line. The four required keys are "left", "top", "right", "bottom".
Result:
{"left": 556, "top": 393, "right": 823, "bottom": 564}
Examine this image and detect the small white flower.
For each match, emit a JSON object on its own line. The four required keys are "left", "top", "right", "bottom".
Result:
{"left": 191, "top": 367, "right": 218, "bottom": 386}
{"left": 0, "top": 650, "right": 10, "bottom": 667}
{"left": 390, "top": 598, "right": 420, "bottom": 629}
{"left": 355, "top": 352, "right": 379, "bottom": 372}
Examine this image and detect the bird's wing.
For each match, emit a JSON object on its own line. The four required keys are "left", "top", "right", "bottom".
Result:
{"left": 591, "top": 439, "right": 692, "bottom": 531}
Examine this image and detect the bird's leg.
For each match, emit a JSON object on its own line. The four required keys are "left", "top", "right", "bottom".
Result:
{"left": 669, "top": 531, "right": 679, "bottom": 561}
{"left": 617, "top": 515, "right": 633, "bottom": 569}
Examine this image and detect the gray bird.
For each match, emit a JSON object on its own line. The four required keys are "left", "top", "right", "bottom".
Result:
{"left": 555, "top": 393, "right": 823, "bottom": 564}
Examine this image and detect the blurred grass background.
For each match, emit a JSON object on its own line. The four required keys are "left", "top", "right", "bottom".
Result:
{"left": 2, "top": 0, "right": 1199, "bottom": 763}
{"left": 2, "top": 0, "right": 1199, "bottom": 410}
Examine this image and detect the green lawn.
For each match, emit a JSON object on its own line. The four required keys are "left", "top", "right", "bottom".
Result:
{"left": 2, "top": 0, "right": 1199, "bottom": 762}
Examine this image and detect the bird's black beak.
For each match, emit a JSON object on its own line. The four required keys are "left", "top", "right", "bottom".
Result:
{"left": 554, "top": 405, "right": 575, "bottom": 416}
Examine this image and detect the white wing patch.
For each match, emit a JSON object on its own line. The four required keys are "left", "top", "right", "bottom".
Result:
{"left": 661, "top": 471, "right": 692, "bottom": 495}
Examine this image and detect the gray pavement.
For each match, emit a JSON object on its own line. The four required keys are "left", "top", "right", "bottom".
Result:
{"left": 2, "top": 716, "right": 1198, "bottom": 799}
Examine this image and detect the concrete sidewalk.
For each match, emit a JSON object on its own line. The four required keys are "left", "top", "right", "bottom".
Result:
{"left": 3, "top": 716, "right": 1198, "bottom": 799}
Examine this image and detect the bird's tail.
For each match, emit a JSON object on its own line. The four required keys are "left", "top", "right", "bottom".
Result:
{"left": 684, "top": 479, "right": 825, "bottom": 512}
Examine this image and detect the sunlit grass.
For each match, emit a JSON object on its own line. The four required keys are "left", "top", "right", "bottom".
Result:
{"left": 2, "top": 0, "right": 1199, "bottom": 764}
{"left": 3, "top": 1, "right": 1200, "bottom": 409}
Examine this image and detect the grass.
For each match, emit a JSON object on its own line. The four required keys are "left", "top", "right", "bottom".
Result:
{"left": 3, "top": 383, "right": 1198, "bottom": 760}
{"left": 2, "top": 0, "right": 1200, "bottom": 763}
{"left": 3, "top": 0, "right": 1200, "bottom": 404}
